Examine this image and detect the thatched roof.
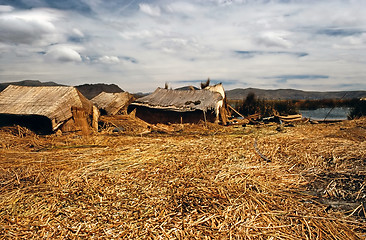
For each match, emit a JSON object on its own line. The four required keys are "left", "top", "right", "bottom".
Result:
{"left": 131, "top": 88, "right": 223, "bottom": 112}
{"left": 204, "top": 83, "right": 225, "bottom": 99}
{"left": 91, "top": 92, "right": 134, "bottom": 115}
{"left": 0, "top": 85, "right": 93, "bottom": 130}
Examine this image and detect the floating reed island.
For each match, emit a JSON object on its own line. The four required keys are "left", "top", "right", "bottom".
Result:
{"left": 0, "top": 118, "right": 365, "bottom": 239}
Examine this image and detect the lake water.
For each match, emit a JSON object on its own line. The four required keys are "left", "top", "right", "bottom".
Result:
{"left": 299, "top": 107, "right": 351, "bottom": 120}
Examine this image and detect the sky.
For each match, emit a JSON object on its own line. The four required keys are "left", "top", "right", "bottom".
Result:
{"left": 0, "top": 0, "right": 365, "bottom": 93}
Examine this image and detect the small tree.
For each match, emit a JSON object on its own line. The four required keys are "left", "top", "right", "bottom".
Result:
{"left": 239, "top": 92, "right": 260, "bottom": 116}
{"left": 349, "top": 99, "right": 366, "bottom": 119}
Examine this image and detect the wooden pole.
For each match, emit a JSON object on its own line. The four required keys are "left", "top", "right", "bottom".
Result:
{"left": 203, "top": 111, "right": 207, "bottom": 128}
{"left": 92, "top": 105, "right": 100, "bottom": 132}
{"left": 228, "top": 105, "right": 245, "bottom": 119}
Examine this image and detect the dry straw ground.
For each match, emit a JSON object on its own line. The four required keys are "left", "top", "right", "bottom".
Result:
{"left": 0, "top": 118, "right": 365, "bottom": 239}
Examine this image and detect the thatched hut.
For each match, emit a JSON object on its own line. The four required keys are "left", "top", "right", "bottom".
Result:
{"left": 0, "top": 85, "right": 98, "bottom": 134}
{"left": 91, "top": 92, "right": 134, "bottom": 115}
{"left": 128, "top": 86, "right": 226, "bottom": 124}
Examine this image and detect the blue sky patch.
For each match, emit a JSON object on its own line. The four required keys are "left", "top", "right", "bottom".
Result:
{"left": 317, "top": 28, "right": 363, "bottom": 36}
{"left": 269, "top": 75, "right": 329, "bottom": 83}
{"left": 235, "top": 51, "right": 308, "bottom": 58}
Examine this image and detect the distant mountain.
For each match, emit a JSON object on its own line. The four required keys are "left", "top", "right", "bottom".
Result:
{"left": 226, "top": 88, "right": 366, "bottom": 100}
{"left": 0, "top": 80, "right": 64, "bottom": 92}
{"left": 175, "top": 86, "right": 200, "bottom": 91}
{"left": 2, "top": 81, "right": 365, "bottom": 101}
{"left": 75, "top": 83, "right": 124, "bottom": 99}
{"left": 132, "top": 92, "right": 149, "bottom": 99}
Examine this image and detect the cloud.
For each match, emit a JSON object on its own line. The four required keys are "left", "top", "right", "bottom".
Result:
{"left": 97, "top": 56, "right": 120, "bottom": 64}
{"left": 256, "top": 31, "right": 293, "bottom": 48}
{"left": 331, "top": 33, "right": 366, "bottom": 50}
{"left": 139, "top": 3, "right": 161, "bottom": 17}
{"left": 82, "top": 55, "right": 138, "bottom": 65}
{"left": 344, "top": 33, "right": 366, "bottom": 46}
{"left": 146, "top": 37, "right": 204, "bottom": 56}
{"left": 205, "top": 0, "right": 247, "bottom": 6}
{"left": 45, "top": 45, "right": 82, "bottom": 62}
{"left": 0, "top": 5, "right": 13, "bottom": 12}
{"left": 165, "top": 2, "right": 198, "bottom": 15}
{"left": 67, "top": 28, "right": 85, "bottom": 43}
{"left": 0, "top": 8, "right": 62, "bottom": 46}
{"left": 72, "top": 28, "right": 84, "bottom": 38}
{"left": 120, "top": 29, "right": 165, "bottom": 40}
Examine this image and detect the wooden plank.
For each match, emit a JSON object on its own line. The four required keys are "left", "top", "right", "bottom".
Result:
{"left": 278, "top": 114, "right": 302, "bottom": 120}
{"left": 219, "top": 106, "right": 228, "bottom": 125}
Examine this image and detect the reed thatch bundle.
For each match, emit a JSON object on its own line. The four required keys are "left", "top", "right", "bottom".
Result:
{"left": 0, "top": 118, "right": 365, "bottom": 239}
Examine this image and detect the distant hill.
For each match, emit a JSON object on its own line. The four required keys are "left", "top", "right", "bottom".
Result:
{"left": 75, "top": 83, "right": 124, "bottom": 99}
{"left": 226, "top": 88, "right": 366, "bottom": 100}
{"left": 132, "top": 92, "right": 149, "bottom": 99}
{"left": 2, "top": 81, "right": 365, "bottom": 101}
{"left": 175, "top": 86, "right": 200, "bottom": 91}
{"left": 0, "top": 80, "right": 64, "bottom": 92}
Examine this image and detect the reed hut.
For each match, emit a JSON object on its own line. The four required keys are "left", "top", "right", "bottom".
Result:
{"left": 128, "top": 87, "right": 226, "bottom": 124}
{"left": 0, "top": 85, "right": 98, "bottom": 134}
{"left": 91, "top": 92, "right": 134, "bottom": 115}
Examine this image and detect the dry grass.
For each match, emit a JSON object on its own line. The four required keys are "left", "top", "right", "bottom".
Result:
{"left": 0, "top": 119, "right": 365, "bottom": 239}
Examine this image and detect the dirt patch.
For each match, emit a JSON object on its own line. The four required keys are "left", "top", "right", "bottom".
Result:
{"left": 305, "top": 172, "right": 366, "bottom": 218}
{"left": 327, "top": 126, "right": 366, "bottom": 142}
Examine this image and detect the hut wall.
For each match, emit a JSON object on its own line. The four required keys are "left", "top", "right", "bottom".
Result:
{"left": 0, "top": 114, "right": 53, "bottom": 134}
{"left": 59, "top": 107, "right": 94, "bottom": 134}
{"left": 60, "top": 118, "right": 77, "bottom": 133}
{"left": 71, "top": 107, "right": 91, "bottom": 135}
{"left": 128, "top": 105, "right": 217, "bottom": 124}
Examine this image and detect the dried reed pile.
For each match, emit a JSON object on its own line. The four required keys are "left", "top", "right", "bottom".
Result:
{"left": 0, "top": 119, "right": 365, "bottom": 239}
